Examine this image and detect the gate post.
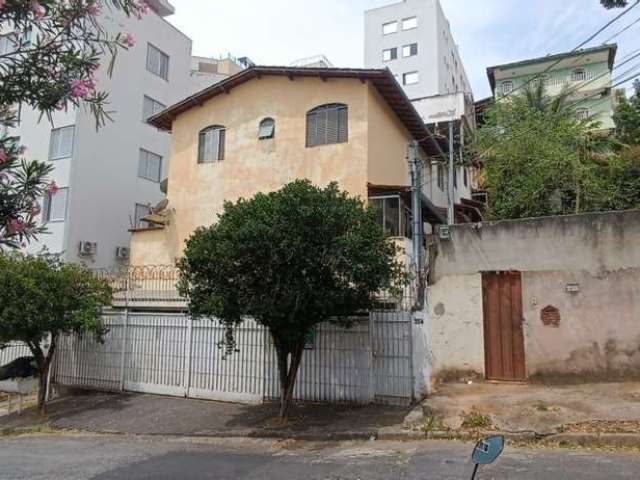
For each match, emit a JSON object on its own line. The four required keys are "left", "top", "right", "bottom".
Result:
{"left": 183, "top": 316, "right": 193, "bottom": 397}
{"left": 368, "top": 312, "right": 375, "bottom": 403}
{"left": 119, "top": 309, "right": 128, "bottom": 392}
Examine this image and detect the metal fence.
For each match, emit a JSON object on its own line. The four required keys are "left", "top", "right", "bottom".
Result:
{"left": 0, "top": 343, "right": 32, "bottom": 367}
{"left": 52, "top": 310, "right": 413, "bottom": 406}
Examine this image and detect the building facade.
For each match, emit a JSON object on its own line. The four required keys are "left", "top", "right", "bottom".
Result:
{"left": 487, "top": 44, "right": 618, "bottom": 131}
{"left": 128, "top": 66, "right": 449, "bottom": 270}
{"left": 7, "top": 2, "right": 245, "bottom": 268}
{"left": 364, "top": 0, "right": 476, "bottom": 214}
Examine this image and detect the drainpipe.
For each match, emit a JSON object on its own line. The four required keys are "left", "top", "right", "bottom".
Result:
{"left": 447, "top": 120, "right": 456, "bottom": 225}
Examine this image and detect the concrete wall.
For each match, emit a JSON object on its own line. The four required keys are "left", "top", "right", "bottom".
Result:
{"left": 130, "top": 76, "right": 416, "bottom": 265}
{"left": 427, "top": 210, "right": 640, "bottom": 381}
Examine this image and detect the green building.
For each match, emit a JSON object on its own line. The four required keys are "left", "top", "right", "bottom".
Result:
{"left": 486, "top": 44, "right": 617, "bottom": 131}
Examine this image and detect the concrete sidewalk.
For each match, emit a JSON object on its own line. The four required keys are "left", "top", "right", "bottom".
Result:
{"left": 0, "top": 392, "right": 411, "bottom": 440}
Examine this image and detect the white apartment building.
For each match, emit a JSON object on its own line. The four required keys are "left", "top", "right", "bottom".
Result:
{"left": 8, "top": 1, "right": 243, "bottom": 268}
{"left": 365, "top": 0, "right": 477, "bottom": 216}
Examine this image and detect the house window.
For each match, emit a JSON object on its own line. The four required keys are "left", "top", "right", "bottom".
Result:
{"left": 142, "top": 95, "right": 166, "bottom": 122}
{"left": 370, "top": 196, "right": 412, "bottom": 238}
{"left": 43, "top": 188, "right": 69, "bottom": 222}
{"left": 138, "top": 149, "right": 162, "bottom": 182}
{"left": 258, "top": 117, "right": 275, "bottom": 140}
{"left": 403, "top": 71, "right": 419, "bottom": 85}
{"left": 571, "top": 68, "right": 586, "bottom": 82}
{"left": 146, "top": 44, "right": 169, "bottom": 80}
{"left": 501, "top": 80, "right": 513, "bottom": 95}
{"left": 576, "top": 108, "right": 591, "bottom": 121}
{"left": 402, "top": 43, "right": 418, "bottom": 58}
{"left": 382, "top": 47, "right": 397, "bottom": 62}
{"left": 402, "top": 16, "right": 418, "bottom": 30}
{"left": 436, "top": 163, "right": 445, "bottom": 190}
{"left": 306, "top": 104, "right": 348, "bottom": 147}
{"left": 198, "top": 125, "right": 225, "bottom": 163}
{"left": 134, "top": 203, "right": 152, "bottom": 229}
{"left": 49, "top": 126, "right": 75, "bottom": 160}
{"left": 382, "top": 21, "right": 398, "bottom": 35}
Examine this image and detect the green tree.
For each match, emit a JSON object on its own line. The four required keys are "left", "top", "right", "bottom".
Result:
{"left": 601, "top": 0, "right": 629, "bottom": 8}
{"left": 613, "top": 81, "right": 640, "bottom": 147}
{"left": 177, "top": 180, "right": 405, "bottom": 418}
{"left": 0, "top": 253, "right": 112, "bottom": 413}
{"left": 472, "top": 84, "right": 617, "bottom": 219}
{"left": 0, "top": 0, "right": 149, "bottom": 249}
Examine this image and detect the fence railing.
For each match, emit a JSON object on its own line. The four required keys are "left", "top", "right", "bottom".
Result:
{"left": 52, "top": 310, "right": 414, "bottom": 406}
{"left": 0, "top": 343, "right": 32, "bottom": 368}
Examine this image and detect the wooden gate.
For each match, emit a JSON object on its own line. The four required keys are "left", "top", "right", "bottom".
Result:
{"left": 482, "top": 272, "right": 526, "bottom": 381}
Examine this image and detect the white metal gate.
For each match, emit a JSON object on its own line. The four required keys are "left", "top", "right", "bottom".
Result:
{"left": 52, "top": 310, "right": 413, "bottom": 405}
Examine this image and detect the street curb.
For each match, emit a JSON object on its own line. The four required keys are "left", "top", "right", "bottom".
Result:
{"left": 4, "top": 424, "right": 640, "bottom": 448}
{"left": 376, "top": 427, "right": 640, "bottom": 448}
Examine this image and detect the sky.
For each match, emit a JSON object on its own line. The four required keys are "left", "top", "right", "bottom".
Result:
{"left": 168, "top": 0, "right": 640, "bottom": 99}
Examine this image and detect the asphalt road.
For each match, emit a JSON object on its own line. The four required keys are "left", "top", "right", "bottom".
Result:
{"left": 0, "top": 434, "right": 639, "bottom": 479}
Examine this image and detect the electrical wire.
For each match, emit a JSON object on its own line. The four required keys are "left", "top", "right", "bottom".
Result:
{"left": 497, "top": 0, "right": 640, "bottom": 102}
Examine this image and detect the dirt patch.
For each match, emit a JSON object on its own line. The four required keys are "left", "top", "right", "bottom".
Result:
{"left": 563, "top": 420, "right": 640, "bottom": 434}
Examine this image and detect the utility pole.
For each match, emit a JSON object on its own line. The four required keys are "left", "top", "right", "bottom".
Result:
{"left": 447, "top": 120, "right": 455, "bottom": 225}
{"left": 408, "top": 141, "right": 422, "bottom": 277}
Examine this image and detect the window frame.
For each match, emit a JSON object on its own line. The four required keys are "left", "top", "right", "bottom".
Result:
{"left": 43, "top": 187, "right": 69, "bottom": 223}
{"left": 501, "top": 80, "right": 514, "bottom": 95}
{"left": 436, "top": 163, "right": 445, "bottom": 190}
{"left": 369, "top": 195, "right": 413, "bottom": 239}
{"left": 402, "top": 43, "right": 418, "bottom": 58}
{"left": 138, "top": 148, "right": 163, "bottom": 183}
{"left": 402, "top": 16, "right": 418, "bottom": 31}
{"left": 198, "top": 125, "right": 226, "bottom": 163}
{"left": 258, "top": 117, "right": 275, "bottom": 140}
{"left": 382, "top": 47, "right": 397, "bottom": 62}
{"left": 571, "top": 68, "right": 586, "bottom": 82}
{"left": 146, "top": 43, "right": 170, "bottom": 81}
{"left": 134, "top": 203, "right": 153, "bottom": 229}
{"left": 142, "top": 95, "right": 167, "bottom": 123}
{"left": 403, "top": 71, "right": 419, "bottom": 86}
{"left": 49, "top": 125, "right": 75, "bottom": 160}
{"left": 382, "top": 21, "right": 398, "bottom": 35}
{"left": 306, "top": 103, "right": 349, "bottom": 148}
{"left": 576, "top": 108, "right": 591, "bottom": 121}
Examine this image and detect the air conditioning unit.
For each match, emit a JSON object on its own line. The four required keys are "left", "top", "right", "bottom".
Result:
{"left": 115, "top": 246, "right": 130, "bottom": 261}
{"left": 78, "top": 241, "right": 97, "bottom": 257}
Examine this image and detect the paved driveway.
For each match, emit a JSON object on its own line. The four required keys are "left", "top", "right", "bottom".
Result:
{"left": 1, "top": 434, "right": 639, "bottom": 479}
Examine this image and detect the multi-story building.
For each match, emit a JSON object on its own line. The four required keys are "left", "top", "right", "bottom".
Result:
{"left": 128, "top": 66, "right": 450, "bottom": 273}
{"left": 8, "top": 1, "right": 244, "bottom": 268}
{"left": 364, "top": 0, "right": 477, "bottom": 217}
{"left": 487, "top": 44, "right": 618, "bottom": 132}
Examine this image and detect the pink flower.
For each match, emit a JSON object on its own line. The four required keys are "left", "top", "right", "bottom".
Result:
{"left": 30, "top": 204, "right": 41, "bottom": 217}
{"left": 0, "top": 0, "right": 6, "bottom": 10}
{"left": 31, "top": 1, "right": 46, "bottom": 21}
{"left": 0, "top": 149, "right": 7, "bottom": 164}
{"left": 8, "top": 219, "right": 26, "bottom": 235}
{"left": 18, "top": 145, "right": 27, "bottom": 155}
{"left": 135, "top": 1, "right": 150, "bottom": 19}
{"left": 47, "top": 181, "right": 59, "bottom": 195}
{"left": 122, "top": 33, "right": 136, "bottom": 48}
{"left": 86, "top": 2, "right": 101, "bottom": 17}
{"left": 69, "top": 80, "right": 91, "bottom": 98}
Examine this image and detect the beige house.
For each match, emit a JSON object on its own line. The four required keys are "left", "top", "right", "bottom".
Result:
{"left": 130, "top": 66, "right": 452, "bottom": 267}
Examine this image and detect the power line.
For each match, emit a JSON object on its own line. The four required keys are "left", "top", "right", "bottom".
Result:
{"left": 602, "top": 15, "right": 640, "bottom": 43}
{"left": 497, "top": 0, "right": 640, "bottom": 102}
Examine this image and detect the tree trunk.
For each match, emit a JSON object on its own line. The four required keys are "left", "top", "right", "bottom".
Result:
{"left": 37, "top": 363, "right": 49, "bottom": 415}
{"left": 276, "top": 340, "right": 305, "bottom": 419}
{"left": 28, "top": 335, "right": 57, "bottom": 415}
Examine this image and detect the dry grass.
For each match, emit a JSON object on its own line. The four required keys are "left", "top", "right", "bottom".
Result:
{"left": 460, "top": 410, "right": 492, "bottom": 430}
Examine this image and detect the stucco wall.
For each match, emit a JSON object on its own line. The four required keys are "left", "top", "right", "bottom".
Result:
{"left": 428, "top": 210, "right": 640, "bottom": 381}
{"left": 131, "top": 76, "right": 416, "bottom": 265}
{"left": 427, "top": 274, "right": 484, "bottom": 377}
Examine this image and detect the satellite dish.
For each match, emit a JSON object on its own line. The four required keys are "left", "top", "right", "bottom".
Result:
{"left": 151, "top": 198, "right": 169, "bottom": 214}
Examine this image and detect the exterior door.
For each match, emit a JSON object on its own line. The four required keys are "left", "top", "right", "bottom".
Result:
{"left": 482, "top": 271, "right": 526, "bottom": 381}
